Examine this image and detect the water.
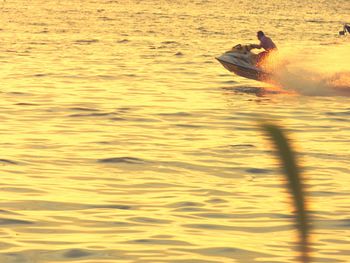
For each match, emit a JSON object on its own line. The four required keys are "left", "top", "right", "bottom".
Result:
{"left": 0, "top": 0, "right": 350, "bottom": 262}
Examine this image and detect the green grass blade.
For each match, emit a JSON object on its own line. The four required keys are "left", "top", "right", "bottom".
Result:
{"left": 261, "top": 123, "right": 311, "bottom": 263}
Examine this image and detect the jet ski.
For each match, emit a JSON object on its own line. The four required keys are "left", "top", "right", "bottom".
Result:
{"left": 216, "top": 44, "right": 273, "bottom": 83}
{"left": 339, "top": 24, "right": 350, "bottom": 35}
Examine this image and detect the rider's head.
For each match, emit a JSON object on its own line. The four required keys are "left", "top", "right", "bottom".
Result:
{"left": 257, "top": 31, "right": 265, "bottom": 40}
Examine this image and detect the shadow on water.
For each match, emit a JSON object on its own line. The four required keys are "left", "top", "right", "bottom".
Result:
{"left": 222, "top": 85, "right": 287, "bottom": 97}
{"left": 260, "top": 122, "right": 311, "bottom": 263}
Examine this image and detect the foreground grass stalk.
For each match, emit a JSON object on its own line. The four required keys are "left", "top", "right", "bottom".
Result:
{"left": 261, "top": 123, "right": 311, "bottom": 263}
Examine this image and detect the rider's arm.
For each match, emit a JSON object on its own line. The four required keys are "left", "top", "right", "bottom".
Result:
{"left": 250, "top": 44, "right": 262, "bottom": 49}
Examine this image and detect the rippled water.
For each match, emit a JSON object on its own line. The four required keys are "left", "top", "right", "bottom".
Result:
{"left": 0, "top": 0, "right": 350, "bottom": 262}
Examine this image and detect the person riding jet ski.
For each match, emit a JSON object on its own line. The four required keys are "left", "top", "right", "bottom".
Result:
{"left": 215, "top": 31, "right": 278, "bottom": 82}
{"left": 339, "top": 24, "right": 350, "bottom": 35}
{"left": 249, "top": 31, "right": 277, "bottom": 66}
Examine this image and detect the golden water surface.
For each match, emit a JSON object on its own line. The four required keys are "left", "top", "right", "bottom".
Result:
{"left": 0, "top": 0, "right": 350, "bottom": 262}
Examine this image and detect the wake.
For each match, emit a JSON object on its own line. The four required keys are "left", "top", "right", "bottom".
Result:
{"left": 263, "top": 44, "right": 350, "bottom": 96}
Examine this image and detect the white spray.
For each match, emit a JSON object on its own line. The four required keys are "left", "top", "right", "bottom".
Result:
{"left": 262, "top": 44, "right": 350, "bottom": 96}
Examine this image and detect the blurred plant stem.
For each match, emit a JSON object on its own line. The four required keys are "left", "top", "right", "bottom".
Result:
{"left": 261, "top": 122, "right": 311, "bottom": 263}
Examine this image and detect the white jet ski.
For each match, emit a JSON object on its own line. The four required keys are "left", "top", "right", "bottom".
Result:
{"left": 216, "top": 44, "right": 273, "bottom": 83}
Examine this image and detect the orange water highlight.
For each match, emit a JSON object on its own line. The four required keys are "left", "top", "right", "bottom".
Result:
{"left": 262, "top": 44, "right": 350, "bottom": 96}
